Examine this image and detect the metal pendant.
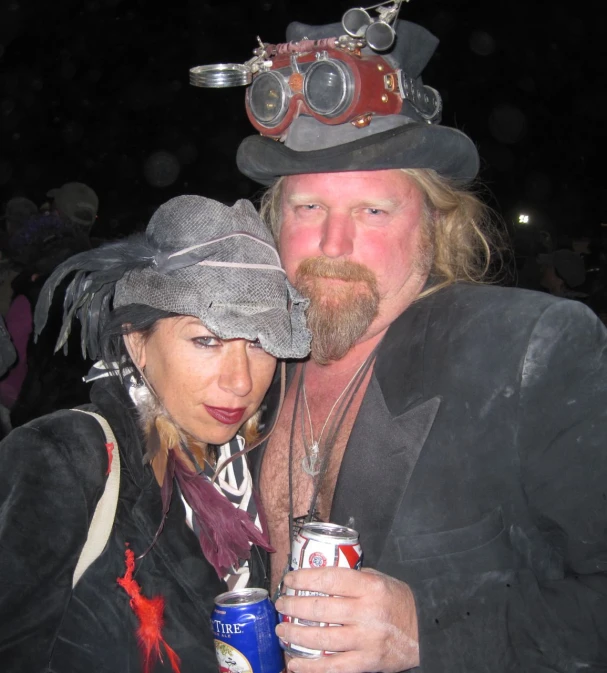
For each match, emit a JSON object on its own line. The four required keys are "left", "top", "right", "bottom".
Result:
{"left": 302, "top": 441, "right": 321, "bottom": 476}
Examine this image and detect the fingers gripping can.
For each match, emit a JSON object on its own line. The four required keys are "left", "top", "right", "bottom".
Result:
{"left": 212, "top": 588, "right": 284, "bottom": 673}
{"left": 281, "top": 522, "right": 363, "bottom": 658}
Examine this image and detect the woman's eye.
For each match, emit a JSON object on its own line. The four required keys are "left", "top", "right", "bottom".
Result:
{"left": 193, "top": 336, "right": 220, "bottom": 348}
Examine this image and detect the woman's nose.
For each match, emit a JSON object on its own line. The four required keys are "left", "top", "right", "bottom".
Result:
{"left": 319, "top": 212, "right": 354, "bottom": 258}
{"left": 218, "top": 345, "right": 253, "bottom": 397}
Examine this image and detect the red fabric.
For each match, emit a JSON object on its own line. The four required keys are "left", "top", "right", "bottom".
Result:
{"left": 168, "top": 452, "right": 274, "bottom": 578}
{"left": 117, "top": 546, "right": 181, "bottom": 673}
{"left": 105, "top": 442, "right": 114, "bottom": 476}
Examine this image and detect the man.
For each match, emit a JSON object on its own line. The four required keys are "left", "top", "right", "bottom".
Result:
{"left": 211, "top": 11, "right": 607, "bottom": 672}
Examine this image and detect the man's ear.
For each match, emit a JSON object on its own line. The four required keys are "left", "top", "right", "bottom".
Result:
{"left": 123, "top": 331, "right": 147, "bottom": 370}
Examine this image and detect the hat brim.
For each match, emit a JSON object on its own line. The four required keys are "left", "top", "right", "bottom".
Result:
{"left": 237, "top": 122, "right": 479, "bottom": 186}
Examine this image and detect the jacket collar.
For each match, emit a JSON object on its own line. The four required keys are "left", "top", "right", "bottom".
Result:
{"left": 373, "top": 288, "right": 437, "bottom": 416}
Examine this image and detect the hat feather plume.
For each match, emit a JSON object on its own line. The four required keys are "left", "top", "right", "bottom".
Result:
{"left": 33, "top": 233, "right": 159, "bottom": 359}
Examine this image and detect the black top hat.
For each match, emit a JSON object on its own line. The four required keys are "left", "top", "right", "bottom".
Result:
{"left": 237, "top": 19, "right": 479, "bottom": 186}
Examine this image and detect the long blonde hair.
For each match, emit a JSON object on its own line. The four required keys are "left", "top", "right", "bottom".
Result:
{"left": 258, "top": 169, "right": 506, "bottom": 300}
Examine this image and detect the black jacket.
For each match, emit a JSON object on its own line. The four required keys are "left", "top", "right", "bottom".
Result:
{"left": 0, "top": 376, "right": 268, "bottom": 672}
{"left": 253, "top": 283, "right": 607, "bottom": 671}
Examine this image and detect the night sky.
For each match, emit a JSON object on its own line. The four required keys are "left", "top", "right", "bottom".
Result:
{"left": 1, "top": 0, "right": 604, "bottom": 242}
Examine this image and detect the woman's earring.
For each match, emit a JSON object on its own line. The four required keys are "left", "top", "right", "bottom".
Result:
{"left": 125, "top": 364, "right": 152, "bottom": 407}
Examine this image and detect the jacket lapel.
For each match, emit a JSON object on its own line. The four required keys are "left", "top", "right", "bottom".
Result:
{"left": 331, "top": 292, "right": 440, "bottom": 567}
{"left": 331, "top": 377, "right": 440, "bottom": 567}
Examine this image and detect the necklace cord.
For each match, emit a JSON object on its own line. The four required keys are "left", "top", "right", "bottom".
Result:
{"left": 287, "top": 367, "right": 306, "bottom": 564}
{"left": 288, "top": 345, "right": 380, "bottom": 541}
{"left": 302, "top": 356, "right": 368, "bottom": 452}
{"left": 305, "top": 347, "right": 379, "bottom": 522}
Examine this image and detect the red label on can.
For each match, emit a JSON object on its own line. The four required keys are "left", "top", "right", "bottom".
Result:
{"left": 339, "top": 543, "right": 362, "bottom": 569}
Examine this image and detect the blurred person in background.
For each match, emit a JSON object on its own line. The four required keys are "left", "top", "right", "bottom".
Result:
{"left": 4, "top": 237, "right": 93, "bottom": 427}
{"left": 0, "top": 314, "right": 17, "bottom": 438}
{"left": 0, "top": 197, "right": 39, "bottom": 315}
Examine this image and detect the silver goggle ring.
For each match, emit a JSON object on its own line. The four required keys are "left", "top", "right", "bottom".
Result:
{"left": 189, "top": 64, "right": 252, "bottom": 88}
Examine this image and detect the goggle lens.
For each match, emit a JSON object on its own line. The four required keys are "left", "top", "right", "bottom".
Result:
{"left": 249, "top": 72, "right": 288, "bottom": 125}
{"left": 304, "top": 61, "right": 351, "bottom": 117}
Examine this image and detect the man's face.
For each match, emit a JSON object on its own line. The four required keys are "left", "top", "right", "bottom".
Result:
{"left": 279, "top": 170, "right": 431, "bottom": 359}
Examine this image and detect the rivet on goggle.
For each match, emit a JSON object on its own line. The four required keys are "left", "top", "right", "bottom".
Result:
{"left": 384, "top": 74, "right": 397, "bottom": 92}
{"left": 289, "top": 72, "right": 304, "bottom": 94}
{"left": 377, "top": 64, "right": 384, "bottom": 71}
{"left": 381, "top": 94, "right": 389, "bottom": 103}
{"left": 351, "top": 113, "right": 373, "bottom": 128}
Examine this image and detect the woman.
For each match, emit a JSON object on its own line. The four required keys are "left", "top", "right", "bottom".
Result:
{"left": 0, "top": 195, "right": 310, "bottom": 672}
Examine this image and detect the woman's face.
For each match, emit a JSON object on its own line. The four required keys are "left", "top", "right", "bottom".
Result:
{"left": 127, "top": 316, "right": 277, "bottom": 445}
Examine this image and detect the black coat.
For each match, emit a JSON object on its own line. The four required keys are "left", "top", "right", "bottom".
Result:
{"left": 0, "top": 376, "right": 268, "bottom": 672}
{"left": 253, "top": 283, "right": 607, "bottom": 671}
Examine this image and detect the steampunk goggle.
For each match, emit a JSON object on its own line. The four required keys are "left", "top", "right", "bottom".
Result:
{"left": 189, "top": 1, "right": 442, "bottom": 138}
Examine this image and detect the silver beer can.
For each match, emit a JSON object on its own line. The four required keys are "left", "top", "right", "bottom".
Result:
{"left": 280, "top": 521, "right": 363, "bottom": 658}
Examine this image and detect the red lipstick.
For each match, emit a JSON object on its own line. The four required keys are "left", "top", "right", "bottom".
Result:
{"left": 204, "top": 405, "right": 246, "bottom": 425}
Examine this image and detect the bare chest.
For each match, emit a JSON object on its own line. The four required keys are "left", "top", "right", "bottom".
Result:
{"left": 259, "top": 368, "right": 371, "bottom": 592}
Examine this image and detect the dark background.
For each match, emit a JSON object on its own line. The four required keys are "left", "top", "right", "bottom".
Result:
{"left": 0, "top": 0, "right": 604, "bottom": 241}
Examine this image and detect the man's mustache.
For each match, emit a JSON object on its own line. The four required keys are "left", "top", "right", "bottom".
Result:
{"left": 296, "top": 257, "right": 377, "bottom": 285}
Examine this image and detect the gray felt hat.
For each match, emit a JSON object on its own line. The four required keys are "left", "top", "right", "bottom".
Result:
{"left": 237, "top": 19, "right": 479, "bottom": 186}
{"left": 34, "top": 195, "right": 311, "bottom": 361}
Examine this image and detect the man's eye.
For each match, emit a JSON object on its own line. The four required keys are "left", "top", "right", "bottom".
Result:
{"left": 296, "top": 204, "right": 319, "bottom": 211}
{"left": 366, "top": 208, "right": 385, "bottom": 216}
{"left": 249, "top": 339, "right": 264, "bottom": 349}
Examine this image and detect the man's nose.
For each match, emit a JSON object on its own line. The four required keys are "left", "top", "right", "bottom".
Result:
{"left": 219, "top": 345, "right": 253, "bottom": 397}
{"left": 319, "top": 212, "right": 354, "bottom": 258}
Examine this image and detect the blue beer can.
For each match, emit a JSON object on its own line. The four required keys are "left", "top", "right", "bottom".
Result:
{"left": 212, "top": 588, "right": 284, "bottom": 673}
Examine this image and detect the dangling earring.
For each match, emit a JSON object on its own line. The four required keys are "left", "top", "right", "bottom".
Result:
{"left": 127, "top": 367, "right": 153, "bottom": 408}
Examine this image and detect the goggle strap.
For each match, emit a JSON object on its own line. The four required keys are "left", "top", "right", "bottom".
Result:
{"left": 395, "top": 70, "right": 442, "bottom": 122}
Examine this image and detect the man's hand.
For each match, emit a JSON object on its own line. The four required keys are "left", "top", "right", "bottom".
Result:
{"left": 275, "top": 567, "right": 419, "bottom": 673}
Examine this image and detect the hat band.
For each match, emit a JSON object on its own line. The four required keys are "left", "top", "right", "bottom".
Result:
{"left": 196, "top": 260, "right": 286, "bottom": 273}
{"left": 156, "top": 231, "right": 283, "bottom": 273}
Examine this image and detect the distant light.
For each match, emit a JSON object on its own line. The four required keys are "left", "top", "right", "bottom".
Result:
{"left": 518, "top": 214, "right": 530, "bottom": 224}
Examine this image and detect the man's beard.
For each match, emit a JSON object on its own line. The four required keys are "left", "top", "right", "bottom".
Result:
{"left": 295, "top": 257, "right": 380, "bottom": 365}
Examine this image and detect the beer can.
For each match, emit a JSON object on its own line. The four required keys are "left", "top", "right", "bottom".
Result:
{"left": 212, "top": 588, "right": 284, "bottom": 673}
{"left": 280, "top": 522, "right": 363, "bottom": 658}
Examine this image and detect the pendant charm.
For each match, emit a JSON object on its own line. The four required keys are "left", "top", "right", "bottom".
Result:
{"left": 302, "top": 441, "right": 320, "bottom": 476}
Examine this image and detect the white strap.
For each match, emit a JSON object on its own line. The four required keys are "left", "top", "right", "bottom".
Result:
{"left": 71, "top": 410, "right": 121, "bottom": 588}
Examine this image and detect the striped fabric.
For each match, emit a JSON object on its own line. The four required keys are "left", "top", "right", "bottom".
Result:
{"left": 183, "top": 435, "right": 260, "bottom": 588}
